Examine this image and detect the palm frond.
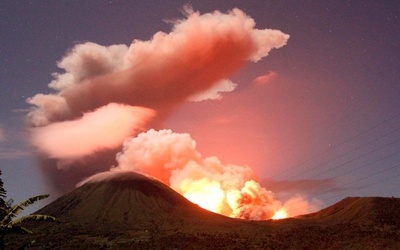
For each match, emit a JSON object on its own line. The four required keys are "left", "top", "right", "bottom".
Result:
{"left": 14, "top": 195, "right": 49, "bottom": 213}
{"left": 3, "top": 225, "right": 32, "bottom": 234}
{"left": 1, "top": 195, "right": 49, "bottom": 226}
{"left": 3, "top": 195, "right": 49, "bottom": 222}
{"left": 0, "top": 169, "right": 5, "bottom": 201}
{"left": 0, "top": 170, "right": 57, "bottom": 249}
{"left": 5, "top": 198, "right": 13, "bottom": 207}
{"left": 0, "top": 187, "right": 6, "bottom": 200}
{"left": 11, "top": 214, "right": 58, "bottom": 226}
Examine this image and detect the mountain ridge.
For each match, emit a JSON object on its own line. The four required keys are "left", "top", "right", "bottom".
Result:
{"left": 6, "top": 171, "right": 400, "bottom": 249}
{"left": 301, "top": 196, "right": 400, "bottom": 227}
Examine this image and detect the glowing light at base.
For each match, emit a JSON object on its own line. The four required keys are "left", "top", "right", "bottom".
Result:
{"left": 272, "top": 209, "right": 288, "bottom": 220}
{"left": 180, "top": 179, "right": 225, "bottom": 213}
{"left": 179, "top": 177, "right": 288, "bottom": 220}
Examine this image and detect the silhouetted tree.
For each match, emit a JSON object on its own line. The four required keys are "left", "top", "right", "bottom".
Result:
{"left": 0, "top": 169, "right": 57, "bottom": 250}
{"left": 0, "top": 171, "right": 6, "bottom": 222}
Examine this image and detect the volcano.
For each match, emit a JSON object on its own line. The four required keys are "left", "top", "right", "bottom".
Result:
{"left": 35, "top": 171, "right": 237, "bottom": 230}
{"left": 6, "top": 172, "right": 400, "bottom": 249}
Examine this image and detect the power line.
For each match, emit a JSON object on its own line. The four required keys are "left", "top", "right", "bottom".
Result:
{"left": 277, "top": 145, "right": 400, "bottom": 201}
{"left": 261, "top": 94, "right": 369, "bottom": 178}
{"left": 270, "top": 135, "right": 400, "bottom": 198}
{"left": 267, "top": 122, "right": 400, "bottom": 211}
{"left": 281, "top": 163, "right": 400, "bottom": 214}
{"left": 266, "top": 111, "right": 400, "bottom": 188}
{"left": 279, "top": 124, "right": 400, "bottom": 181}
{"left": 317, "top": 162, "right": 400, "bottom": 198}
{"left": 320, "top": 172, "right": 400, "bottom": 205}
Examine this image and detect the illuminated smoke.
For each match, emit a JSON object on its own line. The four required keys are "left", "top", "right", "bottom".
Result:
{"left": 253, "top": 71, "right": 277, "bottom": 86}
{"left": 27, "top": 8, "right": 289, "bottom": 128}
{"left": 29, "top": 103, "right": 155, "bottom": 159}
{"left": 80, "top": 129, "right": 319, "bottom": 220}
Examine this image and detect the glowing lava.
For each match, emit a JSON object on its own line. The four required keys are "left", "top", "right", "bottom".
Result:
{"left": 180, "top": 178, "right": 225, "bottom": 213}
{"left": 179, "top": 177, "right": 286, "bottom": 220}
{"left": 272, "top": 209, "right": 288, "bottom": 220}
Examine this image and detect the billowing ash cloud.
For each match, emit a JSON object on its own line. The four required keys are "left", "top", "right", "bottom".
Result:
{"left": 27, "top": 8, "right": 289, "bottom": 127}
{"left": 26, "top": 8, "right": 297, "bottom": 217}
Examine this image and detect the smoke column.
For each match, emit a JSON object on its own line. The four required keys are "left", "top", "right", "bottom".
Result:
{"left": 25, "top": 8, "right": 320, "bottom": 219}
{"left": 113, "top": 129, "right": 282, "bottom": 219}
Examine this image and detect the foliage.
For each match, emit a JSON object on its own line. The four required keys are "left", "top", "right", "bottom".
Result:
{"left": 0, "top": 170, "right": 6, "bottom": 226}
{"left": 0, "top": 169, "right": 57, "bottom": 250}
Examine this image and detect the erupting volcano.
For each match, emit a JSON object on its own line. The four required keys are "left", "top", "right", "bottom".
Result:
{"left": 26, "top": 7, "right": 319, "bottom": 220}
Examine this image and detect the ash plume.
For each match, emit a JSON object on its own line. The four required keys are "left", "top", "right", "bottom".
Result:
{"left": 27, "top": 8, "right": 288, "bottom": 127}
{"left": 24, "top": 8, "right": 315, "bottom": 219}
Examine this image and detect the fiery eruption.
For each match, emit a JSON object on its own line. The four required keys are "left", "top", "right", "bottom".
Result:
{"left": 26, "top": 8, "right": 318, "bottom": 220}
{"left": 83, "top": 129, "right": 299, "bottom": 220}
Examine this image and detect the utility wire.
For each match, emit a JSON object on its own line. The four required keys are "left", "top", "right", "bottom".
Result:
{"left": 277, "top": 146, "right": 400, "bottom": 201}
{"left": 271, "top": 135, "right": 400, "bottom": 198}
{"left": 320, "top": 172, "right": 400, "bottom": 205}
{"left": 263, "top": 96, "right": 368, "bottom": 178}
{"left": 276, "top": 124, "right": 400, "bottom": 182}
{"left": 316, "top": 162, "right": 400, "bottom": 199}
{"left": 266, "top": 111, "right": 400, "bottom": 188}
{"left": 281, "top": 164, "right": 400, "bottom": 214}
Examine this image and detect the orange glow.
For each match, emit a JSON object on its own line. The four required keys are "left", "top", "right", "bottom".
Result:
{"left": 180, "top": 179, "right": 225, "bottom": 213}
{"left": 179, "top": 177, "right": 288, "bottom": 220}
{"left": 272, "top": 209, "right": 288, "bottom": 220}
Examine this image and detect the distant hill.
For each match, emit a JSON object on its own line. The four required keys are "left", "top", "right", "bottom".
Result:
{"left": 301, "top": 196, "right": 400, "bottom": 227}
{"left": 6, "top": 171, "right": 400, "bottom": 249}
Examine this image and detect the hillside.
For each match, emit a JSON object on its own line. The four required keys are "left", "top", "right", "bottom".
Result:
{"left": 6, "top": 172, "right": 400, "bottom": 249}
{"left": 301, "top": 196, "right": 400, "bottom": 227}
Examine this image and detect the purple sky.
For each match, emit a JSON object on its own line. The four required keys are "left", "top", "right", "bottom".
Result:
{"left": 1, "top": 1, "right": 399, "bottom": 214}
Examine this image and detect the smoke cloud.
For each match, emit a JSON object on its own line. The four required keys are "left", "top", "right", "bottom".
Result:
{"left": 29, "top": 103, "right": 155, "bottom": 159}
{"left": 253, "top": 71, "right": 277, "bottom": 86}
{"left": 187, "top": 79, "right": 238, "bottom": 102}
{"left": 78, "top": 129, "right": 256, "bottom": 217}
{"left": 24, "top": 8, "right": 317, "bottom": 219}
{"left": 27, "top": 8, "right": 289, "bottom": 127}
{"left": 81, "top": 129, "right": 318, "bottom": 219}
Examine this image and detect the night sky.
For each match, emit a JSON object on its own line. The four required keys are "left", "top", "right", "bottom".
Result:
{"left": 1, "top": 1, "right": 399, "bottom": 215}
